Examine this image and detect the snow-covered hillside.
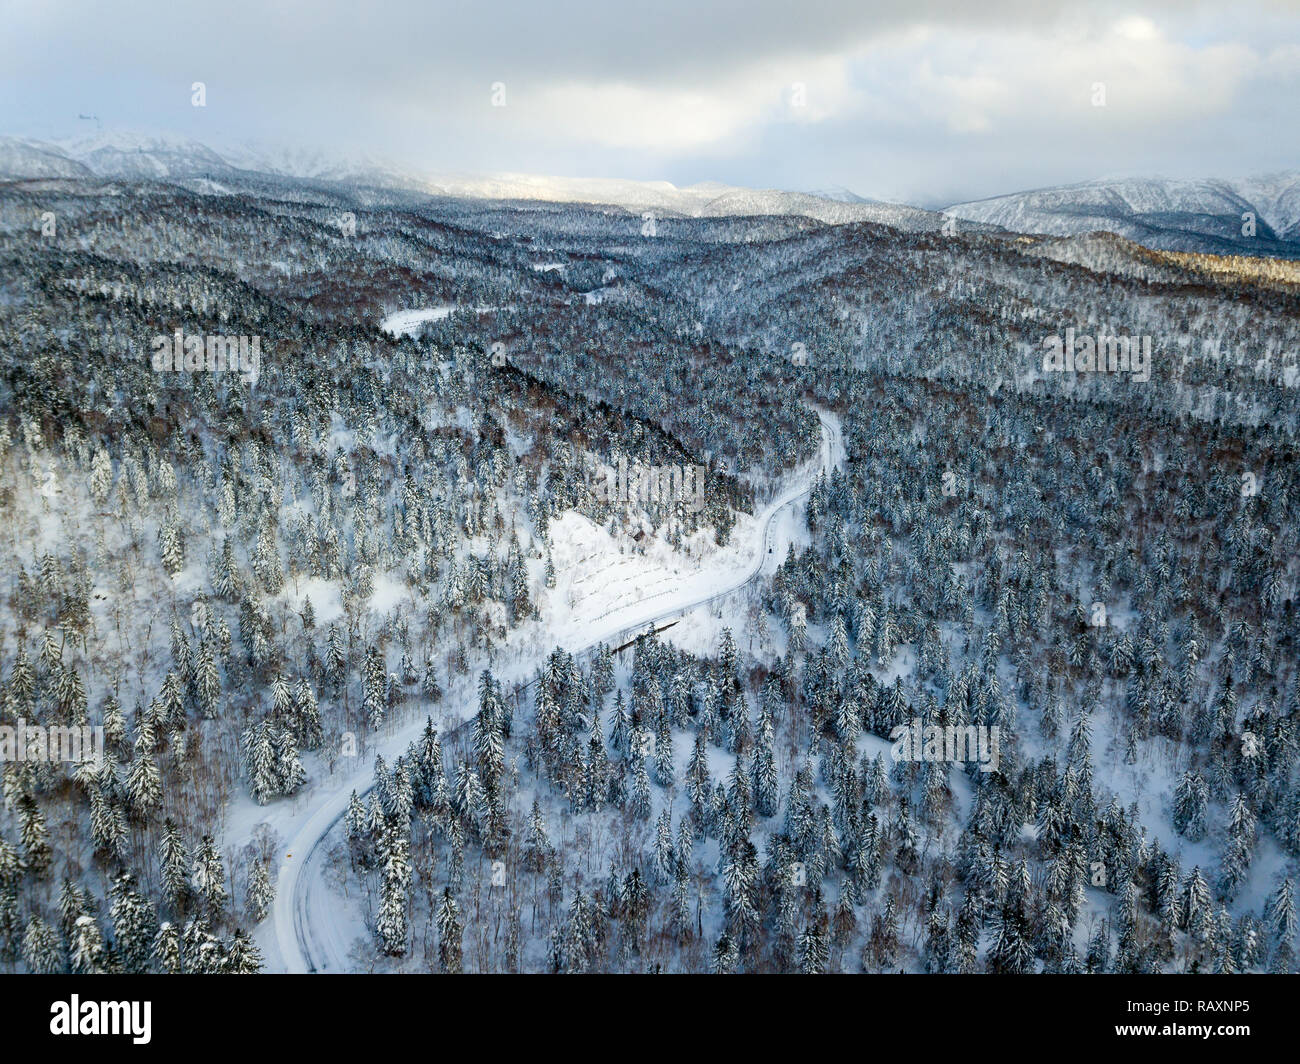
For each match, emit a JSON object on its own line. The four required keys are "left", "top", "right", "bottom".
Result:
{"left": 9, "top": 129, "right": 1299, "bottom": 257}
{"left": 0, "top": 136, "right": 95, "bottom": 179}
{"left": 2, "top": 164, "right": 1297, "bottom": 978}
{"left": 0, "top": 131, "right": 940, "bottom": 229}
{"left": 947, "top": 173, "right": 1300, "bottom": 255}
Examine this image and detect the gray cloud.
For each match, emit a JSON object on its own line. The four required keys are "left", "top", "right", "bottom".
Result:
{"left": 2, "top": 0, "right": 1296, "bottom": 203}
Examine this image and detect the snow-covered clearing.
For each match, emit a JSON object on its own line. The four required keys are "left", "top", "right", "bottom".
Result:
{"left": 379, "top": 307, "right": 455, "bottom": 337}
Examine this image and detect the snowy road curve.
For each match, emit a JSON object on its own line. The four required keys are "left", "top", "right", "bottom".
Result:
{"left": 272, "top": 407, "right": 843, "bottom": 972}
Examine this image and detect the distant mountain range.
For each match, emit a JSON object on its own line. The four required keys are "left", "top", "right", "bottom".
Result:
{"left": 2, "top": 130, "right": 1297, "bottom": 256}
{"left": 0, "top": 131, "right": 406, "bottom": 184}
{"left": 946, "top": 174, "right": 1300, "bottom": 256}
{"left": 0, "top": 131, "right": 938, "bottom": 230}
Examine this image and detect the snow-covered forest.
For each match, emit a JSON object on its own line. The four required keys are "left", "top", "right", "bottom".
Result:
{"left": 1, "top": 165, "right": 1298, "bottom": 975}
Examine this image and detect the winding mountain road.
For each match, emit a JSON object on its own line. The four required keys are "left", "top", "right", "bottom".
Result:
{"left": 271, "top": 406, "right": 843, "bottom": 972}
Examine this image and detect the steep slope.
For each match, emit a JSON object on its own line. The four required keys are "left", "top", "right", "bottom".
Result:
{"left": 0, "top": 136, "right": 94, "bottom": 179}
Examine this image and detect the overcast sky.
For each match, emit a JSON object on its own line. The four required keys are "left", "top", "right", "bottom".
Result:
{"left": 3, "top": 0, "right": 1298, "bottom": 205}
